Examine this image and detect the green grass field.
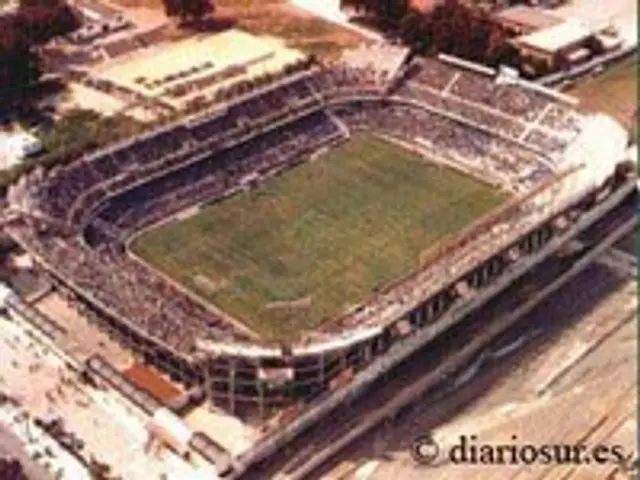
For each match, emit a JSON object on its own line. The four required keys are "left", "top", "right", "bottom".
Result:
{"left": 131, "top": 135, "right": 505, "bottom": 340}
{"left": 565, "top": 55, "right": 637, "bottom": 131}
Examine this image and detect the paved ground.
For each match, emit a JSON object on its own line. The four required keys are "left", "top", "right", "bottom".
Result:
{"left": 0, "top": 314, "right": 217, "bottom": 480}
{"left": 0, "top": 423, "right": 52, "bottom": 480}
{"left": 289, "top": 0, "right": 382, "bottom": 40}
{"left": 34, "top": 292, "right": 133, "bottom": 368}
{"left": 29, "top": 288, "right": 260, "bottom": 465}
{"left": 0, "top": 408, "right": 89, "bottom": 480}
{"left": 322, "top": 257, "right": 637, "bottom": 480}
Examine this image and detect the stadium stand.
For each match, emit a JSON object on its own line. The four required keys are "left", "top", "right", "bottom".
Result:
{"left": 4, "top": 49, "right": 630, "bottom": 412}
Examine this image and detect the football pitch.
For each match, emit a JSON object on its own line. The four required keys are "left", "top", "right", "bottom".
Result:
{"left": 131, "top": 134, "right": 506, "bottom": 340}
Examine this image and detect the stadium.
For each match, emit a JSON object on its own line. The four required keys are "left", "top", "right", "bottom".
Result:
{"left": 2, "top": 41, "right": 634, "bottom": 436}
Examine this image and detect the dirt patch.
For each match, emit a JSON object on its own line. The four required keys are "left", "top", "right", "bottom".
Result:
{"left": 103, "top": 0, "right": 170, "bottom": 30}
{"left": 123, "top": 362, "right": 183, "bottom": 403}
{"left": 220, "top": 0, "right": 362, "bottom": 60}
{"left": 107, "top": 0, "right": 362, "bottom": 59}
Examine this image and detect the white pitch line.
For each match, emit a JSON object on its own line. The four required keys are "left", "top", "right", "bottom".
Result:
{"left": 441, "top": 72, "right": 461, "bottom": 97}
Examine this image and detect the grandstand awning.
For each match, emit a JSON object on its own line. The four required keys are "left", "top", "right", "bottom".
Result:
{"left": 291, "top": 326, "right": 383, "bottom": 356}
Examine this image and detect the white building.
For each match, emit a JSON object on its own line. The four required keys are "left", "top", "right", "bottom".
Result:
{"left": 0, "top": 131, "right": 42, "bottom": 169}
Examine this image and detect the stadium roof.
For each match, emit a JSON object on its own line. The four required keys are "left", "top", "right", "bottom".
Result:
{"left": 492, "top": 6, "right": 563, "bottom": 32}
{"left": 515, "top": 19, "right": 593, "bottom": 53}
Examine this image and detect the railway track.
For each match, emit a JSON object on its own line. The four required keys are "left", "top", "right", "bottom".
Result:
{"left": 244, "top": 195, "right": 636, "bottom": 480}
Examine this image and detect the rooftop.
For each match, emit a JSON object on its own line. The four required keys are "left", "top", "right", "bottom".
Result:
{"left": 492, "top": 6, "right": 563, "bottom": 32}
{"left": 93, "top": 29, "right": 304, "bottom": 109}
{"left": 515, "top": 19, "right": 593, "bottom": 53}
{"left": 0, "top": 130, "right": 41, "bottom": 168}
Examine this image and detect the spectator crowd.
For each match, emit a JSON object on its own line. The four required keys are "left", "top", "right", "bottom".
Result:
{"left": 6, "top": 54, "right": 584, "bottom": 365}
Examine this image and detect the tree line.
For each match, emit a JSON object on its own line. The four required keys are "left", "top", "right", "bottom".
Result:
{"left": 341, "top": 0, "right": 520, "bottom": 68}
{"left": 0, "top": 0, "right": 79, "bottom": 104}
{"left": 341, "top": 0, "right": 409, "bottom": 28}
{"left": 160, "top": 0, "right": 215, "bottom": 25}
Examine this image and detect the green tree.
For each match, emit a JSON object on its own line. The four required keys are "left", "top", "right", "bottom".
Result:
{"left": 0, "top": 0, "right": 78, "bottom": 104}
{"left": 17, "top": 0, "right": 80, "bottom": 44}
{"left": 398, "top": 8, "right": 430, "bottom": 51}
{"left": 341, "top": 0, "right": 409, "bottom": 27}
{"left": 161, "top": 0, "right": 214, "bottom": 24}
{"left": 0, "top": 15, "right": 41, "bottom": 104}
